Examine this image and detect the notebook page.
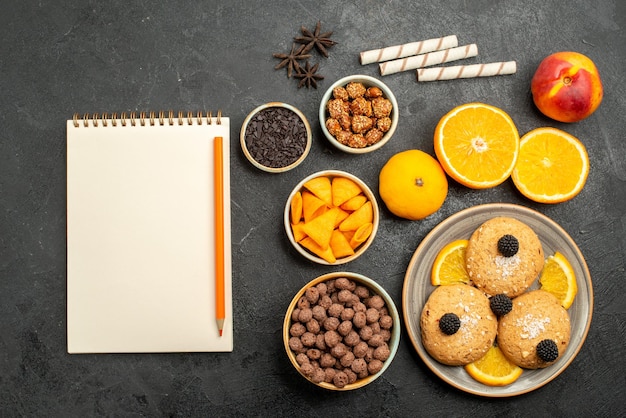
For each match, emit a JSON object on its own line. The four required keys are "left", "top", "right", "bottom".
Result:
{"left": 66, "top": 117, "right": 232, "bottom": 353}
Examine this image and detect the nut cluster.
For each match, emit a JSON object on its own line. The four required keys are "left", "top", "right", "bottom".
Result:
{"left": 325, "top": 82, "right": 393, "bottom": 149}
{"left": 287, "top": 277, "right": 394, "bottom": 388}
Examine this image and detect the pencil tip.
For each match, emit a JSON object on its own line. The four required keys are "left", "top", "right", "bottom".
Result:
{"left": 219, "top": 329, "right": 223, "bottom": 337}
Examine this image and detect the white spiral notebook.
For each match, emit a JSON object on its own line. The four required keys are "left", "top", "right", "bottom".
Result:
{"left": 66, "top": 111, "right": 233, "bottom": 353}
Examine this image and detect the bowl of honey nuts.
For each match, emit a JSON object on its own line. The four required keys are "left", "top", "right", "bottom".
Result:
{"left": 283, "top": 272, "right": 400, "bottom": 390}
{"left": 284, "top": 170, "right": 379, "bottom": 265}
{"left": 319, "top": 75, "right": 398, "bottom": 154}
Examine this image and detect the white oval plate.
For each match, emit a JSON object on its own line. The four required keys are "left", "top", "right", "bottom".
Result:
{"left": 402, "top": 203, "right": 593, "bottom": 397}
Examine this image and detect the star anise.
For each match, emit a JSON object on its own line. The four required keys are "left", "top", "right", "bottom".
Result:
{"left": 295, "top": 21, "right": 337, "bottom": 57}
{"left": 294, "top": 61, "right": 324, "bottom": 89}
{"left": 273, "top": 43, "right": 311, "bottom": 78}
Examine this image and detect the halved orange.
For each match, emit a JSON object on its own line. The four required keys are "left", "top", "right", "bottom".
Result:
{"left": 434, "top": 103, "right": 520, "bottom": 189}
{"left": 464, "top": 344, "right": 523, "bottom": 386}
{"left": 539, "top": 251, "right": 578, "bottom": 309}
{"left": 511, "top": 127, "right": 589, "bottom": 204}
{"left": 431, "top": 239, "right": 470, "bottom": 286}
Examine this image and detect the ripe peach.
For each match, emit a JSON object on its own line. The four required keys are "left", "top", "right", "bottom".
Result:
{"left": 531, "top": 51, "right": 603, "bottom": 123}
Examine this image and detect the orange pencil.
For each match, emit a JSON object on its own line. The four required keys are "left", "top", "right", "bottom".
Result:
{"left": 214, "top": 136, "right": 225, "bottom": 336}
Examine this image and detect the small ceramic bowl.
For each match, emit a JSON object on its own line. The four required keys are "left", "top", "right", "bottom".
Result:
{"left": 284, "top": 170, "right": 379, "bottom": 265}
{"left": 319, "top": 75, "right": 398, "bottom": 154}
{"left": 283, "top": 271, "right": 401, "bottom": 390}
{"left": 241, "top": 102, "right": 312, "bottom": 173}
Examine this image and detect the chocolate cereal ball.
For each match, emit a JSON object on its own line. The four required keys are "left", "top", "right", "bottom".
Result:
{"left": 328, "top": 303, "right": 344, "bottom": 318}
{"left": 340, "top": 351, "right": 356, "bottom": 368}
{"left": 305, "top": 286, "right": 320, "bottom": 304}
{"left": 300, "top": 362, "right": 315, "bottom": 377}
{"left": 353, "top": 341, "right": 369, "bottom": 358}
{"left": 312, "top": 305, "right": 327, "bottom": 322}
{"left": 315, "top": 334, "right": 326, "bottom": 351}
{"left": 296, "top": 353, "right": 309, "bottom": 365}
{"left": 297, "top": 296, "right": 310, "bottom": 309}
{"left": 368, "top": 359, "right": 384, "bottom": 375}
{"left": 289, "top": 336, "right": 305, "bottom": 353}
{"left": 298, "top": 308, "right": 313, "bottom": 323}
{"left": 307, "top": 348, "right": 322, "bottom": 361}
{"left": 351, "top": 358, "right": 368, "bottom": 375}
{"left": 320, "top": 352, "right": 336, "bottom": 368}
{"left": 365, "top": 308, "right": 380, "bottom": 324}
{"left": 301, "top": 332, "right": 316, "bottom": 347}
{"left": 367, "top": 295, "right": 385, "bottom": 310}
{"left": 306, "top": 319, "right": 320, "bottom": 334}
{"left": 324, "top": 330, "right": 341, "bottom": 347}
{"left": 311, "top": 367, "right": 326, "bottom": 384}
{"left": 323, "top": 316, "right": 340, "bottom": 332}
{"left": 368, "top": 333, "right": 385, "bottom": 348}
{"left": 353, "top": 311, "right": 367, "bottom": 328}
{"left": 333, "top": 371, "right": 349, "bottom": 388}
{"left": 340, "top": 307, "right": 355, "bottom": 321}
{"left": 290, "top": 322, "right": 306, "bottom": 337}
{"left": 337, "top": 320, "right": 353, "bottom": 336}
{"left": 324, "top": 367, "right": 336, "bottom": 383}
{"left": 374, "top": 343, "right": 391, "bottom": 361}
{"left": 330, "top": 342, "right": 348, "bottom": 358}
{"left": 344, "top": 330, "right": 360, "bottom": 347}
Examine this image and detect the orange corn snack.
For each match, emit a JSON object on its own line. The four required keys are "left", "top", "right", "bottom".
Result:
{"left": 303, "top": 176, "right": 333, "bottom": 206}
{"left": 290, "top": 191, "right": 303, "bottom": 224}
{"left": 339, "top": 201, "right": 373, "bottom": 231}
{"left": 302, "top": 207, "right": 339, "bottom": 249}
{"left": 302, "top": 190, "right": 327, "bottom": 223}
{"left": 329, "top": 229, "right": 355, "bottom": 259}
{"left": 300, "top": 237, "right": 337, "bottom": 264}
{"left": 332, "top": 177, "right": 362, "bottom": 207}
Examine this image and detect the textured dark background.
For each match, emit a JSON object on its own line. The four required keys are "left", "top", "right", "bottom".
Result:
{"left": 1, "top": 0, "right": 625, "bottom": 416}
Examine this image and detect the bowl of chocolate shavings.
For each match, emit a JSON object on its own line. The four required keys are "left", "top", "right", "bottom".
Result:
{"left": 241, "top": 102, "right": 312, "bottom": 173}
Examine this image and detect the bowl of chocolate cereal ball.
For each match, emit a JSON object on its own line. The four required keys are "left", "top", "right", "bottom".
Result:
{"left": 283, "top": 272, "right": 400, "bottom": 390}
{"left": 240, "top": 102, "right": 312, "bottom": 173}
{"left": 319, "top": 75, "right": 398, "bottom": 154}
{"left": 284, "top": 170, "right": 379, "bottom": 265}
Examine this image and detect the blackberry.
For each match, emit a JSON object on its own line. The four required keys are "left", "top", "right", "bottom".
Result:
{"left": 497, "top": 234, "right": 519, "bottom": 257}
{"left": 536, "top": 339, "right": 559, "bottom": 363}
{"left": 439, "top": 312, "right": 461, "bottom": 335}
{"left": 489, "top": 293, "right": 513, "bottom": 316}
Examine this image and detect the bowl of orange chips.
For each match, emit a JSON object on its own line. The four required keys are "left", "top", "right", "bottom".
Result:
{"left": 284, "top": 170, "right": 379, "bottom": 265}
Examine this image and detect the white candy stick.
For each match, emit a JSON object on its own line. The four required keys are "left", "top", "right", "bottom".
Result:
{"left": 379, "top": 44, "right": 478, "bottom": 76}
{"left": 360, "top": 35, "right": 458, "bottom": 65}
{"left": 417, "top": 61, "right": 517, "bottom": 82}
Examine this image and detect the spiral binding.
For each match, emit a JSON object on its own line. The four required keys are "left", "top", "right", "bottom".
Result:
{"left": 72, "top": 110, "right": 222, "bottom": 128}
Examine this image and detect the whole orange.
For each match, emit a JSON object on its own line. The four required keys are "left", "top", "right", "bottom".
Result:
{"left": 379, "top": 150, "right": 448, "bottom": 220}
{"left": 531, "top": 51, "right": 603, "bottom": 123}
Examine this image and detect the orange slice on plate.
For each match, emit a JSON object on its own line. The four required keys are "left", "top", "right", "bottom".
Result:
{"left": 511, "top": 127, "right": 589, "bottom": 204}
{"left": 465, "top": 344, "right": 523, "bottom": 386}
{"left": 431, "top": 239, "right": 470, "bottom": 286}
{"left": 434, "top": 102, "right": 520, "bottom": 189}
{"left": 539, "top": 251, "right": 578, "bottom": 309}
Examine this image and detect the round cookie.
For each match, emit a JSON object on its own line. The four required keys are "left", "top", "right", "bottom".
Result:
{"left": 421, "top": 283, "right": 497, "bottom": 366}
{"left": 497, "top": 290, "right": 571, "bottom": 369}
{"left": 466, "top": 216, "right": 544, "bottom": 297}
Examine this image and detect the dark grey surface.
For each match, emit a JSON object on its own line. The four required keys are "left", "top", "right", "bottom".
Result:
{"left": 1, "top": 0, "right": 625, "bottom": 416}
